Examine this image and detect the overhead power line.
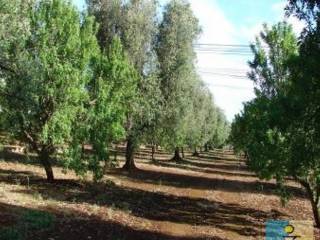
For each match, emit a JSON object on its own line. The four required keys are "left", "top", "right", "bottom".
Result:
{"left": 198, "top": 71, "right": 249, "bottom": 79}
{"left": 195, "top": 51, "right": 252, "bottom": 56}
{"left": 197, "top": 67, "right": 250, "bottom": 77}
{"left": 193, "top": 43, "right": 269, "bottom": 49}
{"left": 194, "top": 43, "right": 252, "bottom": 47}
{"left": 192, "top": 43, "right": 268, "bottom": 56}
{"left": 209, "top": 83, "right": 252, "bottom": 90}
{"left": 198, "top": 67, "right": 249, "bottom": 73}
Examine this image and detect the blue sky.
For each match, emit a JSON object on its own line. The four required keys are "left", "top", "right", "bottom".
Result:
{"left": 72, "top": 0, "right": 303, "bottom": 121}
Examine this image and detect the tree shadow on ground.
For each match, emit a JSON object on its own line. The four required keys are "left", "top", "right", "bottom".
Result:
{"left": 149, "top": 160, "right": 257, "bottom": 178}
{"left": 0, "top": 169, "right": 283, "bottom": 238}
{"left": 198, "top": 154, "right": 238, "bottom": 161}
{"left": 0, "top": 150, "right": 64, "bottom": 168}
{"left": 0, "top": 202, "right": 226, "bottom": 240}
{"left": 108, "top": 167, "right": 306, "bottom": 199}
{"left": 0, "top": 151, "right": 40, "bottom": 165}
{"left": 176, "top": 158, "right": 250, "bottom": 172}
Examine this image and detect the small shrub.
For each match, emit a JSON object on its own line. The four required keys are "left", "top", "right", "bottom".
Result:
{"left": 105, "top": 179, "right": 116, "bottom": 187}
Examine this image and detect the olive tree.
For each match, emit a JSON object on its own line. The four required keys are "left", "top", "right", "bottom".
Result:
{"left": 156, "top": 0, "right": 201, "bottom": 161}
{"left": 88, "top": 0, "right": 162, "bottom": 170}
{"left": 229, "top": 21, "right": 320, "bottom": 228}
{"left": 0, "top": 0, "right": 137, "bottom": 181}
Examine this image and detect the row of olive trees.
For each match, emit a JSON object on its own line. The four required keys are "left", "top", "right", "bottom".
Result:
{"left": 0, "top": 0, "right": 229, "bottom": 182}
{"left": 87, "top": 0, "right": 229, "bottom": 166}
{"left": 230, "top": 0, "right": 320, "bottom": 228}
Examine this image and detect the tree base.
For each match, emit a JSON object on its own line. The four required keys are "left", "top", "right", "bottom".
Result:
{"left": 122, "top": 161, "right": 137, "bottom": 171}
{"left": 192, "top": 151, "right": 200, "bottom": 157}
{"left": 170, "top": 154, "right": 183, "bottom": 162}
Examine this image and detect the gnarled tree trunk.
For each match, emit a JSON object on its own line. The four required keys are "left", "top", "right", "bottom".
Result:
{"left": 151, "top": 145, "right": 156, "bottom": 161}
{"left": 299, "top": 179, "right": 320, "bottom": 228}
{"left": 171, "top": 147, "right": 182, "bottom": 162}
{"left": 181, "top": 147, "right": 185, "bottom": 158}
{"left": 40, "top": 147, "right": 54, "bottom": 182}
{"left": 192, "top": 147, "right": 199, "bottom": 157}
{"left": 310, "top": 198, "right": 320, "bottom": 228}
{"left": 123, "top": 136, "right": 136, "bottom": 170}
{"left": 204, "top": 143, "right": 209, "bottom": 152}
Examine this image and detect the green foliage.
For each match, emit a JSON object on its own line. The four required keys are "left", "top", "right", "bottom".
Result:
{"left": 0, "top": 0, "right": 95, "bottom": 180}
{"left": 87, "top": 0, "right": 123, "bottom": 49}
{"left": 0, "top": 0, "right": 137, "bottom": 180}
{"left": 230, "top": 16, "right": 320, "bottom": 227}
{"left": 231, "top": 21, "right": 298, "bottom": 180}
{"left": 1, "top": 0, "right": 230, "bottom": 176}
{"left": 156, "top": 0, "right": 201, "bottom": 150}
{"left": 210, "top": 108, "right": 230, "bottom": 148}
{"left": 65, "top": 36, "right": 138, "bottom": 180}
{"left": 88, "top": 0, "right": 163, "bottom": 168}
{"left": 248, "top": 22, "right": 298, "bottom": 98}
{"left": 285, "top": 0, "right": 320, "bottom": 28}
{"left": 156, "top": 0, "right": 229, "bottom": 153}
{"left": 0, "top": 0, "right": 102, "bottom": 180}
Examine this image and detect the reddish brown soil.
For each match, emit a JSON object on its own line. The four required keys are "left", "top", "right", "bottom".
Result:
{"left": 0, "top": 148, "right": 318, "bottom": 240}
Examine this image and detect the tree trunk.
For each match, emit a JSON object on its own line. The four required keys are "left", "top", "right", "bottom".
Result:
{"left": 310, "top": 199, "right": 320, "bottom": 228}
{"left": 181, "top": 147, "right": 185, "bottom": 158}
{"left": 40, "top": 148, "right": 54, "bottom": 182}
{"left": 299, "top": 179, "right": 320, "bottom": 228}
{"left": 171, "top": 147, "right": 182, "bottom": 162}
{"left": 151, "top": 145, "right": 155, "bottom": 161}
{"left": 192, "top": 148, "right": 199, "bottom": 157}
{"left": 114, "top": 149, "right": 118, "bottom": 162}
{"left": 123, "top": 136, "right": 136, "bottom": 170}
{"left": 204, "top": 144, "right": 209, "bottom": 152}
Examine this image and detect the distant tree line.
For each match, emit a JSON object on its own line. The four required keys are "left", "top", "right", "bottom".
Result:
{"left": 0, "top": 0, "right": 229, "bottom": 182}
{"left": 230, "top": 0, "right": 320, "bottom": 228}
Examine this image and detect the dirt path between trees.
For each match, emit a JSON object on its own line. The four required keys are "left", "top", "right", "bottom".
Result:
{"left": 0, "top": 149, "right": 317, "bottom": 239}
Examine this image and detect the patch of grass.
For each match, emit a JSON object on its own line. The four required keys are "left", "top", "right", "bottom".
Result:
{"left": 0, "top": 210, "right": 55, "bottom": 240}
{"left": 0, "top": 227, "right": 23, "bottom": 240}
{"left": 96, "top": 194, "right": 108, "bottom": 203}
{"left": 105, "top": 179, "right": 116, "bottom": 187}
{"left": 117, "top": 202, "right": 132, "bottom": 214}
{"left": 21, "top": 210, "right": 55, "bottom": 231}
{"left": 31, "top": 191, "right": 43, "bottom": 201}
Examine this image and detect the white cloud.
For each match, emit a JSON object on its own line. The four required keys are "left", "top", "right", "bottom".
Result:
{"left": 239, "top": 23, "right": 262, "bottom": 43}
{"left": 188, "top": 0, "right": 307, "bottom": 121}
{"left": 272, "top": 1, "right": 287, "bottom": 13}
{"left": 189, "top": 0, "right": 255, "bottom": 121}
{"left": 190, "top": 0, "right": 236, "bottom": 44}
{"left": 286, "top": 16, "right": 305, "bottom": 35}
{"left": 271, "top": 0, "right": 305, "bottom": 35}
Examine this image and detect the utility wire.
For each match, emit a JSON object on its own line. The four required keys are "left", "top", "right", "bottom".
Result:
{"left": 198, "top": 71, "right": 249, "bottom": 79}
{"left": 197, "top": 67, "right": 250, "bottom": 76}
{"left": 209, "top": 83, "right": 252, "bottom": 90}
{"left": 198, "top": 67, "right": 249, "bottom": 73}
{"left": 193, "top": 43, "right": 267, "bottom": 56}
{"left": 193, "top": 43, "right": 268, "bottom": 49}
{"left": 194, "top": 43, "right": 253, "bottom": 47}
{"left": 194, "top": 49, "right": 253, "bottom": 56}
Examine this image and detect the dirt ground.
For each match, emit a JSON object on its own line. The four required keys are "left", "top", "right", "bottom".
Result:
{"left": 0, "top": 148, "right": 318, "bottom": 240}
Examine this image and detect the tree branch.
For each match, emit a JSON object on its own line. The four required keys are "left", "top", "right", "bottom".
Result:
{"left": 23, "top": 130, "right": 39, "bottom": 154}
